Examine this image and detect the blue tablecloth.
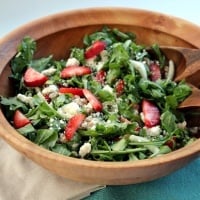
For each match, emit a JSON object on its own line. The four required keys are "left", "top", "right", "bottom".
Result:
{"left": 85, "top": 158, "right": 200, "bottom": 200}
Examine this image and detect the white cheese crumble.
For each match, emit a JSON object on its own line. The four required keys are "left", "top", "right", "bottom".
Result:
{"left": 41, "top": 67, "right": 56, "bottom": 76}
{"left": 66, "top": 57, "right": 80, "bottom": 66}
{"left": 58, "top": 102, "right": 81, "bottom": 119}
{"left": 85, "top": 56, "right": 97, "bottom": 68}
{"left": 81, "top": 115, "right": 101, "bottom": 130}
{"left": 79, "top": 142, "right": 91, "bottom": 158}
{"left": 103, "top": 85, "right": 113, "bottom": 94}
{"left": 144, "top": 125, "right": 161, "bottom": 137}
{"left": 42, "top": 85, "right": 58, "bottom": 95}
{"left": 42, "top": 85, "right": 58, "bottom": 99}
{"left": 177, "top": 121, "right": 187, "bottom": 129}
{"left": 17, "top": 94, "right": 34, "bottom": 107}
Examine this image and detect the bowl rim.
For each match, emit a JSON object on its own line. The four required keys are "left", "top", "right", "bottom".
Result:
{"left": 0, "top": 7, "right": 199, "bottom": 169}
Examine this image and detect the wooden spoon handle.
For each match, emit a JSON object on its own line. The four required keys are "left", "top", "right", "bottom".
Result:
{"left": 174, "top": 48, "right": 200, "bottom": 83}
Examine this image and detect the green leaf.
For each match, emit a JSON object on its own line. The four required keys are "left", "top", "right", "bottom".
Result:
{"left": 0, "top": 96, "right": 28, "bottom": 112}
{"left": 35, "top": 129, "right": 58, "bottom": 148}
{"left": 97, "top": 89, "right": 115, "bottom": 102}
{"left": 161, "top": 111, "right": 176, "bottom": 133}
{"left": 111, "top": 137, "right": 127, "bottom": 151}
{"left": 106, "top": 68, "right": 120, "bottom": 84}
{"left": 30, "top": 55, "right": 52, "bottom": 72}
{"left": 70, "top": 48, "right": 85, "bottom": 65}
{"left": 151, "top": 44, "right": 166, "bottom": 67}
{"left": 173, "top": 81, "right": 192, "bottom": 102}
{"left": 11, "top": 36, "right": 36, "bottom": 81}
{"left": 51, "top": 144, "right": 71, "bottom": 156}
{"left": 109, "top": 43, "right": 129, "bottom": 68}
{"left": 17, "top": 123, "right": 35, "bottom": 137}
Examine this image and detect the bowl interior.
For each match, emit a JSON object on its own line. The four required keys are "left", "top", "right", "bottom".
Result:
{"left": 0, "top": 24, "right": 196, "bottom": 97}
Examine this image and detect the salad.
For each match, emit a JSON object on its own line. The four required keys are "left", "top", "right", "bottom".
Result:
{"left": 0, "top": 27, "right": 197, "bottom": 161}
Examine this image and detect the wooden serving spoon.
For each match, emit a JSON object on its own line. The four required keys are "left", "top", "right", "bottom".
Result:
{"left": 158, "top": 47, "right": 200, "bottom": 109}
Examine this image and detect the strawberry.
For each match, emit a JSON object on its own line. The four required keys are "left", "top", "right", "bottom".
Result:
{"left": 60, "top": 66, "right": 91, "bottom": 78}
{"left": 115, "top": 79, "right": 124, "bottom": 96}
{"left": 165, "top": 137, "right": 176, "bottom": 150}
{"left": 95, "top": 70, "right": 106, "bottom": 84}
{"left": 59, "top": 87, "right": 84, "bottom": 96}
{"left": 24, "top": 67, "right": 48, "bottom": 87}
{"left": 142, "top": 99, "right": 160, "bottom": 127}
{"left": 149, "top": 62, "right": 161, "bottom": 81}
{"left": 85, "top": 41, "right": 106, "bottom": 59}
{"left": 82, "top": 89, "right": 103, "bottom": 112}
{"left": 13, "top": 110, "right": 30, "bottom": 128}
{"left": 65, "top": 113, "right": 86, "bottom": 141}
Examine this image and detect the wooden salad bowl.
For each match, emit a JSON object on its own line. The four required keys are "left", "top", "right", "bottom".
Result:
{"left": 0, "top": 8, "right": 200, "bottom": 185}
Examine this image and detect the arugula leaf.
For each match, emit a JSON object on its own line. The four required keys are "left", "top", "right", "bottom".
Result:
{"left": 30, "top": 55, "right": 52, "bottom": 72}
{"left": 173, "top": 81, "right": 192, "bottom": 102}
{"left": 151, "top": 44, "right": 166, "bottom": 67}
{"left": 97, "top": 89, "right": 115, "bottom": 102}
{"left": 51, "top": 144, "right": 71, "bottom": 156}
{"left": 10, "top": 36, "right": 36, "bottom": 81}
{"left": 161, "top": 110, "right": 176, "bottom": 133}
{"left": 70, "top": 47, "right": 85, "bottom": 65}
{"left": 17, "top": 123, "right": 35, "bottom": 137}
{"left": 0, "top": 96, "right": 28, "bottom": 119}
{"left": 35, "top": 129, "right": 58, "bottom": 148}
{"left": 109, "top": 43, "right": 129, "bottom": 68}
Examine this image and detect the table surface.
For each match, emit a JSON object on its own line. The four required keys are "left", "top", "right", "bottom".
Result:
{"left": 0, "top": 1, "right": 200, "bottom": 200}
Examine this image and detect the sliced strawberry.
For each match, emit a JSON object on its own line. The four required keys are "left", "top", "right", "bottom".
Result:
{"left": 82, "top": 89, "right": 103, "bottom": 112}
{"left": 13, "top": 110, "right": 30, "bottom": 129}
{"left": 142, "top": 99, "right": 160, "bottom": 127}
{"left": 24, "top": 67, "right": 48, "bottom": 87}
{"left": 95, "top": 70, "right": 106, "bottom": 84}
{"left": 60, "top": 66, "right": 91, "bottom": 78}
{"left": 59, "top": 87, "right": 84, "bottom": 96}
{"left": 85, "top": 41, "right": 106, "bottom": 59}
{"left": 149, "top": 62, "right": 161, "bottom": 81}
{"left": 115, "top": 79, "right": 124, "bottom": 96}
{"left": 65, "top": 113, "right": 86, "bottom": 141}
{"left": 165, "top": 137, "right": 176, "bottom": 150}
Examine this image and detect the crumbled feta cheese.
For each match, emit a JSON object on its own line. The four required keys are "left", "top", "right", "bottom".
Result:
{"left": 41, "top": 67, "right": 56, "bottom": 76}
{"left": 66, "top": 57, "right": 80, "bottom": 66}
{"left": 100, "top": 50, "right": 108, "bottom": 62}
{"left": 42, "top": 85, "right": 58, "bottom": 99}
{"left": 177, "top": 121, "right": 187, "bottom": 129}
{"left": 17, "top": 94, "right": 34, "bottom": 107}
{"left": 83, "top": 102, "right": 93, "bottom": 113}
{"left": 81, "top": 115, "right": 101, "bottom": 129}
{"left": 189, "top": 127, "right": 198, "bottom": 134}
{"left": 95, "top": 61, "right": 105, "bottom": 71}
{"left": 73, "top": 96, "right": 87, "bottom": 106}
{"left": 103, "top": 85, "right": 113, "bottom": 94}
{"left": 85, "top": 56, "right": 97, "bottom": 67}
{"left": 79, "top": 142, "right": 91, "bottom": 158}
{"left": 42, "top": 85, "right": 58, "bottom": 95}
{"left": 144, "top": 126, "right": 161, "bottom": 137}
{"left": 58, "top": 102, "right": 81, "bottom": 119}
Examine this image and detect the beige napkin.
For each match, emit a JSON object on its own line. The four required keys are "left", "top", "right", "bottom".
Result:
{"left": 0, "top": 139, "right": 104, "bottom": 200}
